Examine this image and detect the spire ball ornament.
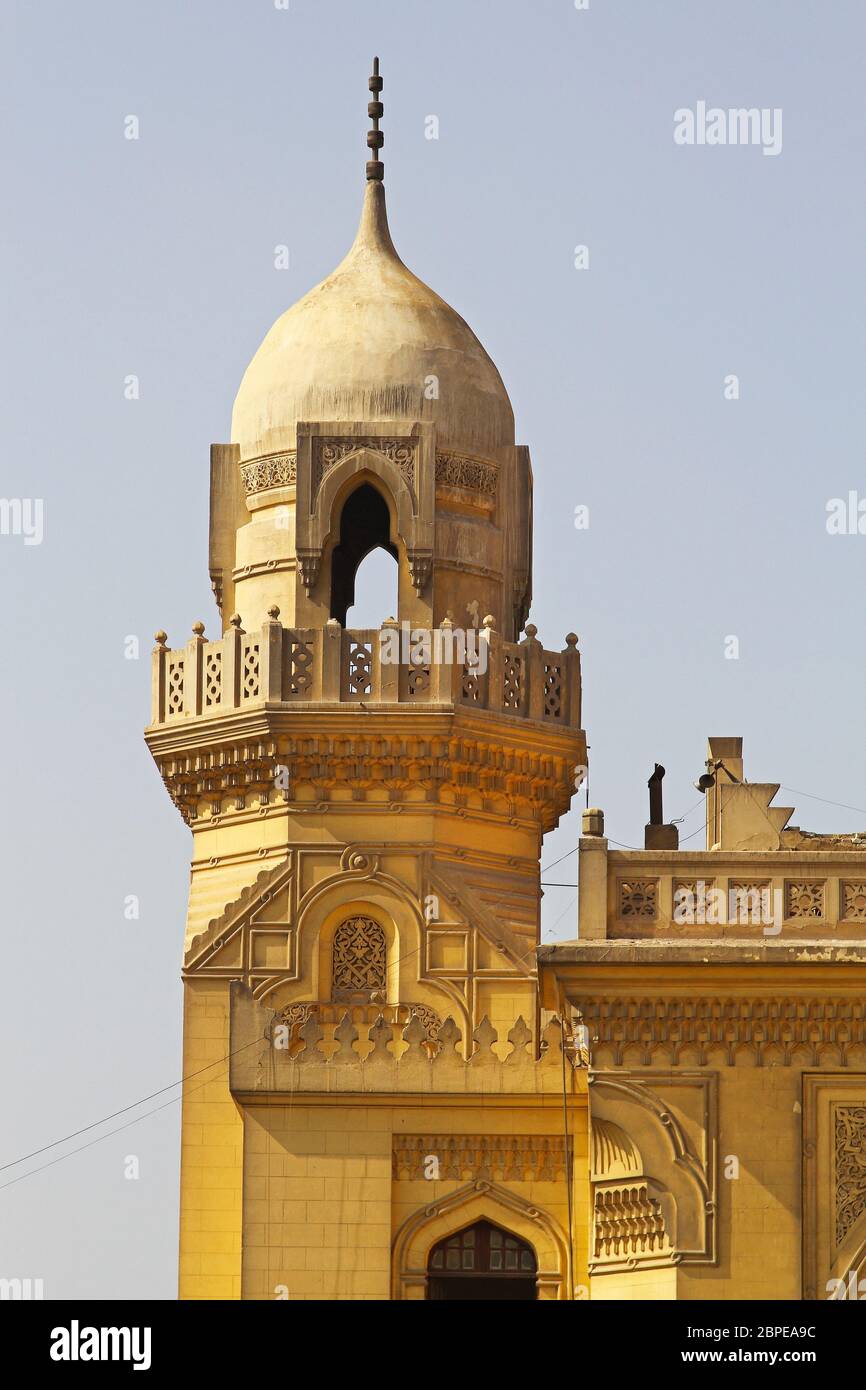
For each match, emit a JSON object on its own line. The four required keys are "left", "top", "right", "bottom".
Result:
{"left": 366, "top": 56, "right": 384, "bottom": 181}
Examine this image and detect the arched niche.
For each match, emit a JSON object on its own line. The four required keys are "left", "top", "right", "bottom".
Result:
{"left": 328, "top": 480, "right": 399, "bottom": 625}
{"left": 295, "top": 429, "right": 434, "bottom": 623}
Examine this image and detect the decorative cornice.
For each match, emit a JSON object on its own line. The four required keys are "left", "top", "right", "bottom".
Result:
{"left": 152, "top": 727, "right": 578, "bottom": 831}
{"left": 577, "top": 996, "right": 866, "bottom": 1066}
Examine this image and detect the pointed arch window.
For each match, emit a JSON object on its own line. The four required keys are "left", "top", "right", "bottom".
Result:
{"left": 331, "top": 915, "right": 387, "bottom": 1002}
{"left": 330, "top": 483, "right": 398, "bottom": 626}
{"left": 427, "top": 1221, "right": 537, "bottom": 1300}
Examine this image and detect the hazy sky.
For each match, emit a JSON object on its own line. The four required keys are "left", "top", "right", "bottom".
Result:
{"left": 2, "top": 0, "right": 864, "bottom": 1299}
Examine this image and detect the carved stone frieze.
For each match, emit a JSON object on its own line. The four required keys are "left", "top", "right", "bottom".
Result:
{"left": 578, "top": 996, "right": 866, "bottom": 1066}
{"left": 240, "top": 451, "right": 297, "bottom": 495}
{"left": 435, "top": 451, "right": 499, "bottom": 496}
{"left": 313, "top": 436, "right": 416, "bottom": 494}
{"left": 392, "top": 1134, "right": 566, "bottom": 1182}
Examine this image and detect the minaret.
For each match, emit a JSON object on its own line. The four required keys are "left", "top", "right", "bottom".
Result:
{"left": 146, "top": 62, "right": 587, "bottom": 1301}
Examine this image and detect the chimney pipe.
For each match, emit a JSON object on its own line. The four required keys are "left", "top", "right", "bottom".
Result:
{"left": 644, "top": 763, "right": 679, "bottom": 850}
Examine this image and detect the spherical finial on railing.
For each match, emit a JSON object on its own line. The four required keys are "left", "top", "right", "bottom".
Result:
{"left": 482, "top": 614, "right": 496, "bottom": 630}
{"left": 154, "top": 630, "right": 167, "bottom": 648}
{"left": 229, "top": 614, "right": 242, "bottom": 629}
{"left": 267, "top": 605, "right": 280, "bottom": 620}
{"left": 192, "top": 621, "right": 205, "bottom": 637}
{"left": 565, "top": 632, "right": 579, "bottom": 648}
{"left": 524, "top": 622, "right": 538, "bottom": 640}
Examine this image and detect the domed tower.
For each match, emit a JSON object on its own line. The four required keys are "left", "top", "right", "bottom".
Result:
{"left": 210, "top": 83, "right": 529, "bottom": 638}
{"left": 147, "top": 62, "right": 588, "bottom": 1302}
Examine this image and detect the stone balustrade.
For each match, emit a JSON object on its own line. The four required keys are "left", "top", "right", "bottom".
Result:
{"left": 149, "top": 611, "right": 581, "bottom": 730}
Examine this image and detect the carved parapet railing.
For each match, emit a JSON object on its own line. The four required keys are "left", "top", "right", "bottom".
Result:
{"left": 149, "top": 612, "right": 581, "bottom": 731}
{"left": 229, "top": 982, "right": 583, "bottom": 1096}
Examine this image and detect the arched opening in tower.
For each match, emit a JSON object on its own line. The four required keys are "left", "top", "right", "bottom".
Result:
{"left": 330, "top": 482, "right": 398, "bottom": 627}
{"left": 426, "top": 1220, "right": 538, "bottom": 1301}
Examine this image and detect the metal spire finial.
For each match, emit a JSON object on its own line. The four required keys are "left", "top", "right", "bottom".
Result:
{"left": 366, "top": 56, "right": 384, "bottom": 181}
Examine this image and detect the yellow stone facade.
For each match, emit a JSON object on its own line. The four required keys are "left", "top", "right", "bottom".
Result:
{"left": 147, "top": 86, "right": 589, "bottom": 1301}
{"left": 148, "top": 77, "right": 866, "bottom": 1300}
{"left": 540, "top": 738, "right": 866, "bottom": 1302}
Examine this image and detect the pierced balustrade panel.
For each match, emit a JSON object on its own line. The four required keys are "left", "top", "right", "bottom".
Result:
{"left": 241, "top": 639, "right": 260, "bottom": 701}
{"left": 286, "top": 636, "right": 315, "bottom": 698}
{"left": 167, "top": 655, "right": 185, "bottom": 716}
{"left": 204, "top": 648, "right": 223, "bottom": 709}
{"left": 542, "top": 658, "right": 564, "bottom": 719}
{"left": 460, "top": 664, "right": 482, "bottom": 704}
{"left": 344, "top": 634, "right": 374, "bottom": 699}
{"left": 402, "top": 662, "right": 432, "bottom": 699}
{"left": 502, "top": 648, "right": 524, "bottom": 711}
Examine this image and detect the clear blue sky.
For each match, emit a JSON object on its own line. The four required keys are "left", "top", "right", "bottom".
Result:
{"left": 1, "top": 0, "right": 863, "bottom": 1298}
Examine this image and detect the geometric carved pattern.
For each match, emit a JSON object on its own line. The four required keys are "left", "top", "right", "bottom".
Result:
{"left": 785, "top": 880, "right": 825, "bottom": 919}
{"left": 405, "top": 663, "right": 431, "bottom": 697}
{"left": 842, "top": 882, "right": 866, "bottom": 921}
{"left": 835, "top": 1105, "right": 866, "bottom": 1246}
{"left": 167, "top": 655, "right": 185, "bottom": 715}
{"left": 672, "top": 879, "right": 716, "bottom": 921}
{"left": 332, "top": 916, "right": 386, "bottom": 1001}
{"left": 241, "top": 640, "right": 260, "bottom": 700}
{"left": 594, "top": 1182, "right": 668, "bottom": 1260}
{"left": 287, "top": 639, "right": 314, "bottom": 695}
{"left": 204, "top": 650, "right": 222, "bottom": 708}
{"left": 392, "top": 1135, "right": 566, "bottom": 1182}
{"left": 618, "top": 880, "right": 658, "bottom": 919}
{"left": 460, "top": 666, "right": 481, "bottom": 703}
{"left": 542, "top": 662, "right": 563, "bottom": 718}
{"left": 346, "top": 641, "right": 373, "bottom": 697}
{"left": 502, "top": 652, "right": 523, "bottom": 711}
{"left": 728, "top": 881, "right": 771, "bottom": 922}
